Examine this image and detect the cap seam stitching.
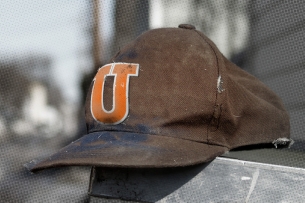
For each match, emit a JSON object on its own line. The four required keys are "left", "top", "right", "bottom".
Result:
{"left": 194, "top": 30, "right": 222, "bottom": 145}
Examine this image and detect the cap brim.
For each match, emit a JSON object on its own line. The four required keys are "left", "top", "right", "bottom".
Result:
{"left": 28, "top": 131, "right": 228, "bottom": 172}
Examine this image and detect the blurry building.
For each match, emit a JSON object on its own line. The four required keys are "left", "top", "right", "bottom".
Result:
{"left": 149, "top": 0, "right": 249, "bottom": 60}
{"left": 0, "top": 55, "right": 77, "bottom": 140}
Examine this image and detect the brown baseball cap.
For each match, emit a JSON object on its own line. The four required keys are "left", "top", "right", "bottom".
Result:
{"left": 28, "top": 24, "right": 290, "bottom": 172}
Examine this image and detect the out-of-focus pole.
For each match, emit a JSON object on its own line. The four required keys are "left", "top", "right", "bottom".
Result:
{"left": 93, "top": 0, "right": 102, "bottom": 71}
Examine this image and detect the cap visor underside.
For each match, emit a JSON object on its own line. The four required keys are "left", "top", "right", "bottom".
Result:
{"left": 28, "top": 131, "right": 228, "bottom": 172}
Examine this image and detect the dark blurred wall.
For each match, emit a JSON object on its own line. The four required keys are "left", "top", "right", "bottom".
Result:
{"left": 112, "top": 0, "right": 149, "bottom": 56}
{"left": 244, "top": 1, "right": 305, "bottom": 146}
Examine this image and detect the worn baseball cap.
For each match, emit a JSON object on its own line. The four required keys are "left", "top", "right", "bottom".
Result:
{"left": 28, "top": 24, "right": 290, "bottom": 172}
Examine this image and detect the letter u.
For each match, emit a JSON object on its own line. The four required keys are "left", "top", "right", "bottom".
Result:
{"left": 91, "top": 63, "right": 139, "bottom": 124}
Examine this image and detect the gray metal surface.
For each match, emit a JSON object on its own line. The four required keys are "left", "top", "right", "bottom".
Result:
{"left": 89, "top": 157, "right": 305, "bottom": 202}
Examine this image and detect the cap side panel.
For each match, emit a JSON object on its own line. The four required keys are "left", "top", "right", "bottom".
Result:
{"left": 209, "top": 58, "right": 290, "bottom": 148}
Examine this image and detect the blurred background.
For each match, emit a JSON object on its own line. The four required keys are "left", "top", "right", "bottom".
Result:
{"left": 1, "top": 0, "right": 304, "bottom": 202}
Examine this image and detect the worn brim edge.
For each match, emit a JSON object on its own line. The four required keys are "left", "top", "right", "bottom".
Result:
{"left": 27, "top": 131, "right": 228, "bottom": 172}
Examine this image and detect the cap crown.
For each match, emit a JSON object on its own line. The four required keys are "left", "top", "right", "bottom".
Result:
{"left": 85, "top": 27, "right": 290, "bottom": 149}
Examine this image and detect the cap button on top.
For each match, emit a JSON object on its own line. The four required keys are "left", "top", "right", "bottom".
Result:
{"left": 178, "top": 24, "right": 196, "bottom": 30}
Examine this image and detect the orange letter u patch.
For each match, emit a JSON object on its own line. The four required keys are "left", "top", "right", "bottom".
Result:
{"left": 91, "top": 63, "right": 139, "bottom": 124}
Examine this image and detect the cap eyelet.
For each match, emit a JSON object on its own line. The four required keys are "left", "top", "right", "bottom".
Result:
{"left": 178, "top": 24, "right": 196, "bottom": 30}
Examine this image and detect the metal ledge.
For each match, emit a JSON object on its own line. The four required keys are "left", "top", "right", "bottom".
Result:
{"left": 89, "top": 157, "right": 305, "bottom": 202}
